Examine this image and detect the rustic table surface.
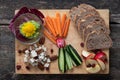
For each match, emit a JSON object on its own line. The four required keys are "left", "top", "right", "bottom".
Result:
{"left": 0, "top": 0, "right": 120, "bottom": 80}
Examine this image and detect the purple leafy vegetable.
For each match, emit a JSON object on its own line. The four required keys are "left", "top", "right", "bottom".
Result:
{"left": 30, "top": 8, "right": 44, "bottom": 23}
{"left": 30, "top": 8, "right": 44, "bottom": 18}
{"left": 11, "top": 7, "right": 29, "bottom": 23}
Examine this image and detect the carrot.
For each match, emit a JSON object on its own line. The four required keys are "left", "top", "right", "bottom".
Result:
{"left": 44, "top": 19, "right": 51, "bottom": 33}
{"left": 44, "top": 17, "right": 56, "bottom": 37}
{"left": 46, "top": 16, "right": 53, "bottom": 26}
{"left": 52, "top": 18, "right": 59, "bottom": 36}
{"left": 63, "top": 19, "right": 70, "bottom": 37}
{"left": 61, "top": 14, "right": 67, "bottom": 29}
{"left": 56, "top": 12, "right": 62, "bottom": 37}
{"left": 46, "top": 16, "right": 57, "bottom": 36}
{"left": 43, "top": 30, "right": 57, "bottom": 44}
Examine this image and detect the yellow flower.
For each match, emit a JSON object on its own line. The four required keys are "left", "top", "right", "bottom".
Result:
{"left": 20, "top": 21, "right": 36, "bottom": 37}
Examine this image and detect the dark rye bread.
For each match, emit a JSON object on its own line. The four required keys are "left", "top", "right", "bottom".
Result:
{"left": 70, "top": 5, "right": 99, "bottom": 24}
{"left": 85, "top": 32, "right": 112, "bottom": 50}
{"left": 83, "top": 23, "right": 110, "bottom": 41}
{"left": 77, "top": 16, "right": 106, "bottom": 39}
{"left": 69, "top": 7, "right": 86, "bottom": 22}
{"left": 69, "top": 7, "right": 78, "bottom": 22}
{"left": 75, "top": 10, "right": 100, "bottom": 26}
{"left": 69, "top": 4, "right": 112, "bottom": 50}
{"left": 70, "top": 4, "right": 99, "bottom": 23}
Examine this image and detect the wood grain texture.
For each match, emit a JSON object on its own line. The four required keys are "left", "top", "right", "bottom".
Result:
{"left": 15, "top": 9, "right": 109, "bottom": 74}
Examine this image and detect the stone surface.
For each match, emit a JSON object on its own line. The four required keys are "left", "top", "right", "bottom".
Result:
{"left": 0, "top": 0, "right": 120, "bottom": 80}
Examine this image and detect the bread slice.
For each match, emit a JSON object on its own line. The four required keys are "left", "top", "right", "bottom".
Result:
{"left": 77, "top": 16, "right": 105, "bottom": 39}
{"left": 69, "top": 7, "right": 86, "bottom": 22}
{"left": 83, "top": 23, "right": 110, "bottom": 41}
{"left": 69, "top": 7, "right": 79, "bottom": 22}
{"left": 75, "top": 10, "right": 99, "bottom": 27}
{"left": 85, "top": 31, "right": 112, "bottom": 50}
{"left": 70, "top": 4, "right": 100, "bottom": 25}
{"left": 69, "top": 4, "right": 112, "bottom": 50}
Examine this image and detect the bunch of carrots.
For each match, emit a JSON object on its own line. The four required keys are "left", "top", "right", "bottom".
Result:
{"left": 43, "top": 12, "right": 70, "bottom": 44}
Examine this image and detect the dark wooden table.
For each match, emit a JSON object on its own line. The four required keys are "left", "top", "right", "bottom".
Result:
{"left": 0, "top": 0, "right": 120, "bottom": 80}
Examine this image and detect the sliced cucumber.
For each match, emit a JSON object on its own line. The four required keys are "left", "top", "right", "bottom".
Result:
{"left": 71, "top": 59, "right": 77, "bottom": 66}
{"left": 58, "top": 45, "right": 83, "bottom": 73}
{"left": 58, "top": 48, "right": 65, "bottom": 73}
{"left": 65, "top": 60, "right": 68, "bottom": 72}
{"left": 65, "top": 45, "right": 77, "bottom": 66}
{"left": 65, "top": 50, "right": 73, "bottom": 70}
{"left": 69, "top": 44, "right": 82, "bottom": 62}
{"left": 66, "top": 46, "right": 80, "bottom": 66}
{"left": 66, "top": 45, "right": 82, "bottom": 66}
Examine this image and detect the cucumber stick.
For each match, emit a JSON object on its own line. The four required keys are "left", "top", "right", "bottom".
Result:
{"left": 58, "top": 48, "right": 65, "bottom": 73}
{"left": 65, "top": 50, "right": 73, "bottom": 70}
{"left": 58, "top": 45, "right": 83, "bottom": 73}
{"left": 66, "top": 45, "right": 82, "bottom": 66}
{"left": 71, "top": 59, "right": 77, "bottom": 66}
{"left": 69, "top": 44, "right": 82, "bottom": 62}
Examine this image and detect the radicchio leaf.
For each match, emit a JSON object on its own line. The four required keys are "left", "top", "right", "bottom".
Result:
{"left": 30, "top": 8, "right": 44, "bottom": 23}
{"left": 30, "top": 8, "right": 44, "bottom": 18}
{"left": 11, "top": 7, "right": 29, "bottom": 23}
{"left": 9, "top": 7, "right": 29, "bottom": 32}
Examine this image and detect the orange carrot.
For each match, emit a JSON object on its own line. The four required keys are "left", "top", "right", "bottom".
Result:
{"left": 44, "top": 17, "right": 56, "bottom": 37}
{"left": 43, "top": 30, "right": 57, "bottom": 44}
{"left": 52, "top": 18, "right": 59, "bottom": 36}
{"left": 46, "top": 16, "right": 57, "bottom": 36}
{"left": 44, "top": 19, "right": 51, "bottom": 33}
{"left": 46, "top": 16, "right": 53, "bottom": 26}
{"left": 63, "top": 19, "right": 70, "bottom": 37}
{"left": 56, "top": 12, "right": 62, "bottom": 37}
{"left": 61, "top": 14, "right": 67, "bottom": 29}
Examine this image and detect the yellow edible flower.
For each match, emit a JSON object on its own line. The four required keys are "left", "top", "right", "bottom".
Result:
{"left": 21, "top": 21, "right": 36, "bottom": 37}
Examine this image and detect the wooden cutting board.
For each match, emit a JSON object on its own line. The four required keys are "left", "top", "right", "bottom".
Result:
{"left": 15, "top": 9, "right": 109, "bottom": 74}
